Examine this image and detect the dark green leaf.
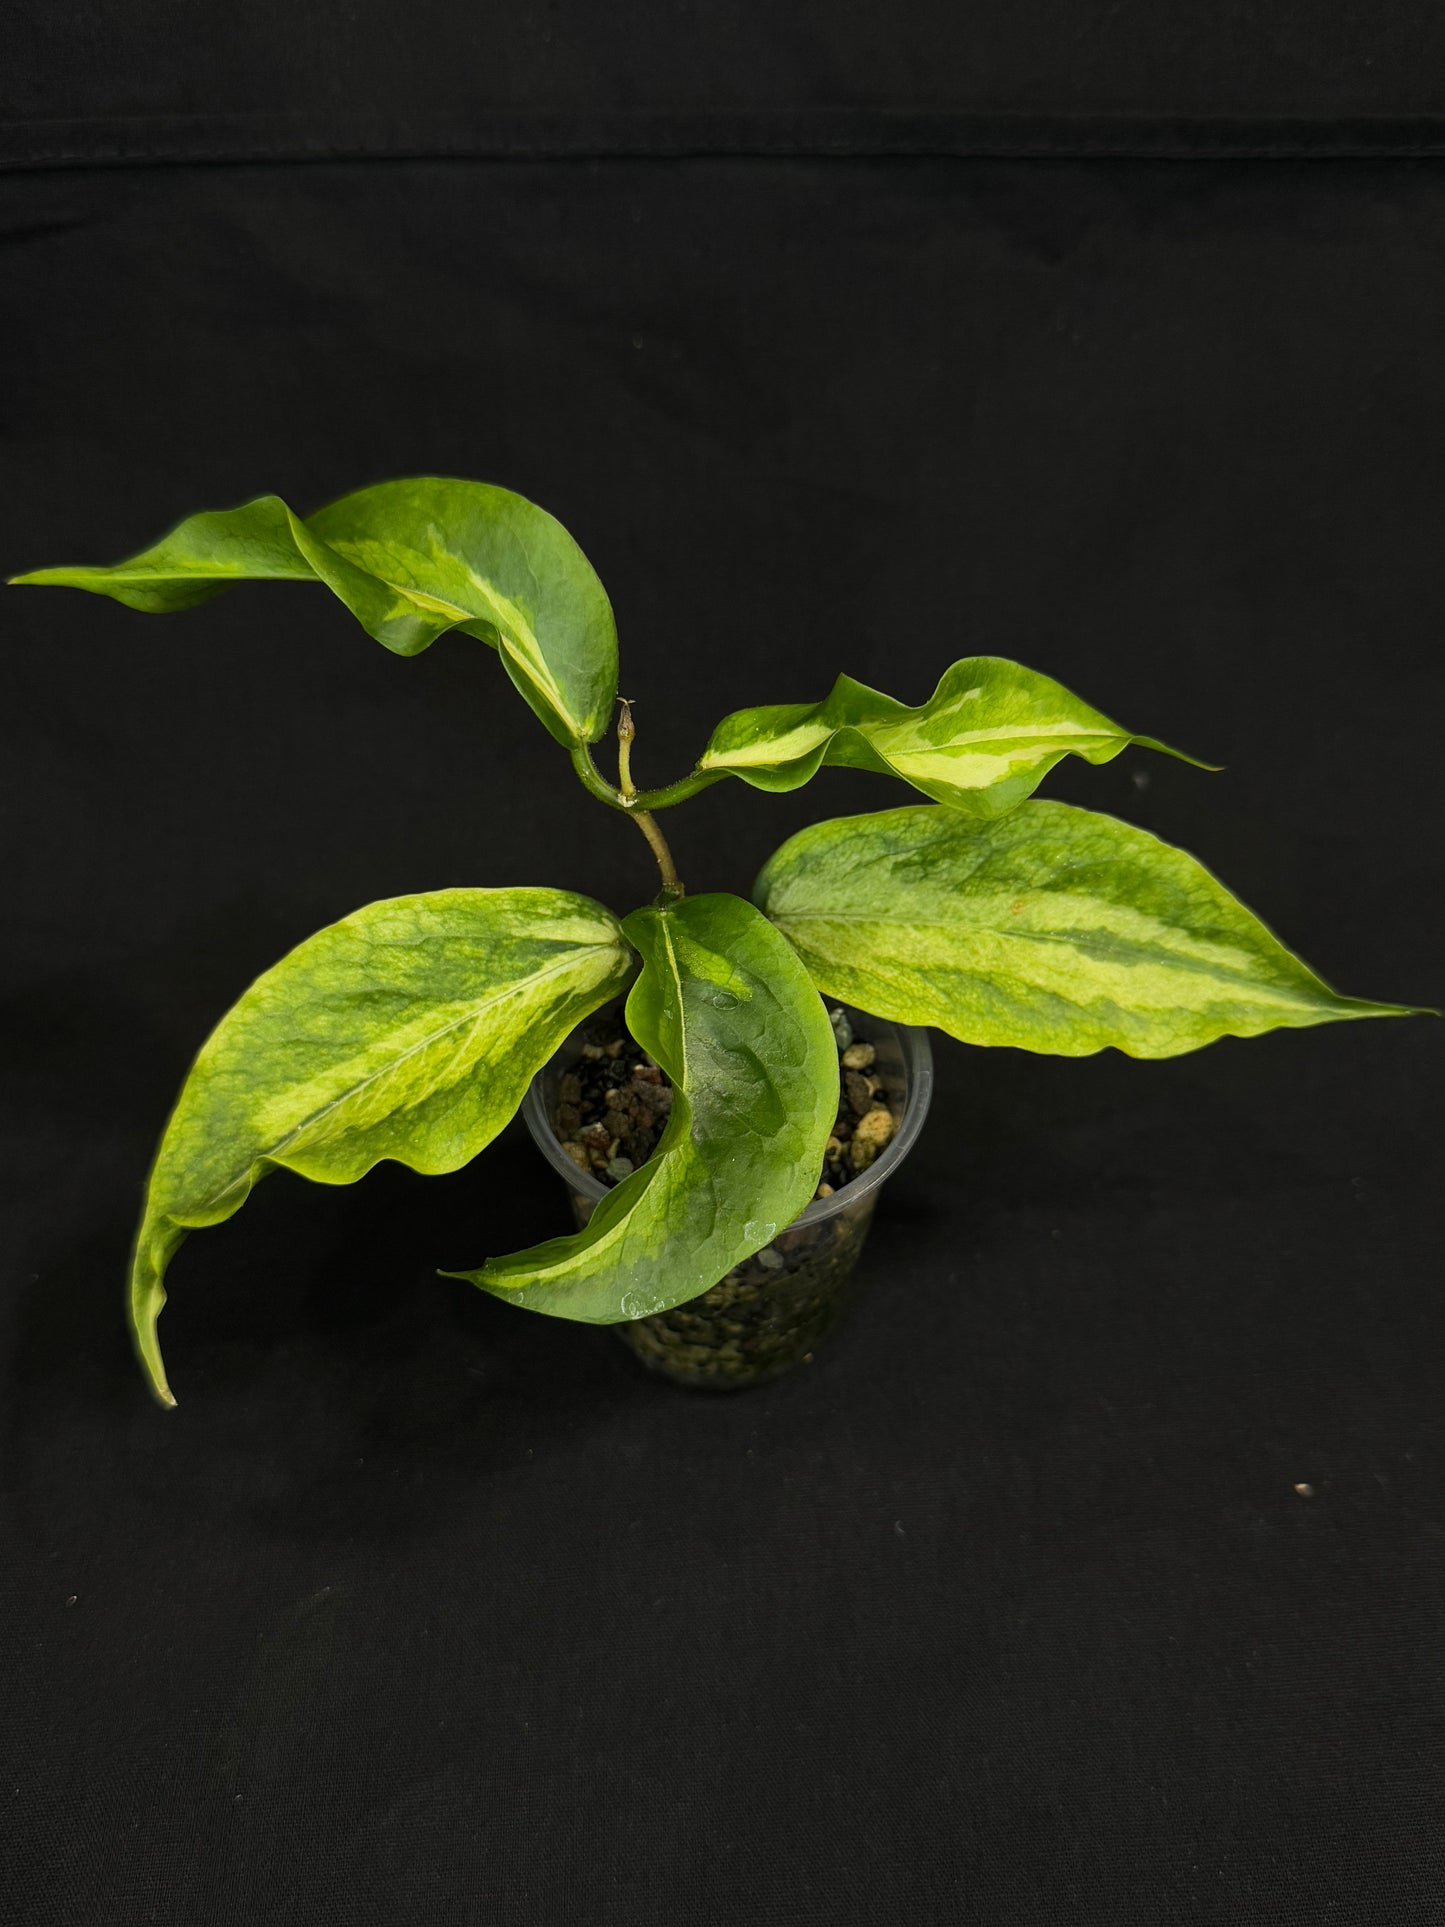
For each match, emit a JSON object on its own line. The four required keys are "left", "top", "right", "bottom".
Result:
{"left": 700, "top": 657, "right": 1207, "bottom": 817}
{"left": 130, "top": 888, "right": 634, "bottom": 1405}
{"left": 756, "top": 802, "right": 1421, "bottom": 1058}
{"left": 447, "top": 893, "right": 838, "bottom": 1323}
{"left": 11, "top": 478, "right": 618, "bottom": 745}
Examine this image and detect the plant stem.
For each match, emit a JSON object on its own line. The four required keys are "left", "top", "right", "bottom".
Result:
{"left": 568, "top": 740, "right": 627, "bottom": 810}
{"left": 631, "top": 809, "right": 684, "bottom": 899}
{"left": 568, "top": 739, "right": 726, "bottom": 816}
{"left": 619, "top": 704, "right": 685, "bottom": 899}
{"left": 568, "top": 710, "right": 686, "bottom": 900}
{"left": 616, "top": 698, "right": 638, "bottom": 799}
{"left": 630, "top": 766, "right": 729, "bottom": 812}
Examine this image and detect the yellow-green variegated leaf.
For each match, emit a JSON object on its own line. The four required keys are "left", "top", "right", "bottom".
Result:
{"left": 130, "top": 888, "right": 634, "bottom": 1406}
{"left": 700, "top": 657, "right": 1208, "bottom": 818}
{"left": 446, "top": 893, "right": 838, "bottom": 1324}
{"left": 756, "top": 803, "right": 1420, "bottom": 1059}
{"left": 10, "top": 479, "right": 618, "bottom": 745}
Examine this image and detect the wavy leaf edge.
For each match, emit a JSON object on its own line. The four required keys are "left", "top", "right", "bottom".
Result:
{"left": 699, "top": 656, "right": 1216, "bottom": 818}
{"left": 755, "top": 801, "right": 1427, "bottom": 1060}
{"left": 129, "top": 885, "right": 635, "bottom": 1405}
{"left": 444, "top": 891, "right": 840, "bottom": 1325}
{"left": 11, "top": 478, "right": 620, "bottom": 745}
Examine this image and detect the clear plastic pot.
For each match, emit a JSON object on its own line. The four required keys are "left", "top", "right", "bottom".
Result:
{"left": 521, "top": 1005, "right": 934, "bottom": 1390}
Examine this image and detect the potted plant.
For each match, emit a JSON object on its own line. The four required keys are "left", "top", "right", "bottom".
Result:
{"left": 12, "top": 478, "right": 1423, "bottom": 1402}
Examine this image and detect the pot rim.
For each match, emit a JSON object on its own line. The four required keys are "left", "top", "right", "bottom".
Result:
{"left": 521, "top": 1002, "right": 935, "bottom": 1227}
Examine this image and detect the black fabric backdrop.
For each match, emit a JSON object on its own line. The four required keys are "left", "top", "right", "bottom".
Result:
{"left": 10, "top": 2, "right": 1445, "bottom": 164}
{"left": 3, "top": 17, "right": 1445, "bottom": 1924}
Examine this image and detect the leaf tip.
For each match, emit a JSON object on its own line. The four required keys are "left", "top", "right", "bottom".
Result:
{"left": 129, "top": 1241, "right": 178, "bottom": 1408}
{"left": 1134, "top": 734, "right": 1225, "bottom": 774}
{"left": 133, "top": 1319, "right": 177, "bottom": 1408}
{"left": 132, "top": 1305, "right": 177, "bottom": 1408}
{"left": 1312, "top": 991, "right": 1435, "bottom": 1027}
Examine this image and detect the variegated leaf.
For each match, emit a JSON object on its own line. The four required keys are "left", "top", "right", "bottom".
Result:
{"left": 11, "top": 478, "right": 618, "bottom": 745}
{"left": 756, "top": 803, "right": 1419, "bottom": 1058}
{"left": 130, "top": 888, "right": 634, "bottom": 1405}
{"left": 701, "top": 657, "right": 1207, "bottom": 818}
{"left": 448, "top": 893, "right": 838, "bottom": 1323}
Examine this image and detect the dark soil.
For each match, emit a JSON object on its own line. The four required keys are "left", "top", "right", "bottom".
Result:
{"left": 552, "top": 1005, "right": 897, "bottom": 1199}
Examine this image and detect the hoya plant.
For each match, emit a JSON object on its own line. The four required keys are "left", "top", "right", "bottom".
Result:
{"left": 13, "top": 478, "right": 1418, "bottom": 1406}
